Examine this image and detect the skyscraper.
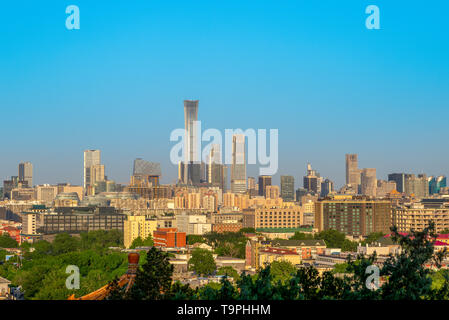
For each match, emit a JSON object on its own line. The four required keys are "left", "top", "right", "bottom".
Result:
{"left": 303, "top": 163, "right": 322, "bottom": 195}
{"left": 132, "top": 158, "right": 161, "bottom": 187}
{"left": 183, "top": 100, "right": 200, "bottom": 185}
{"left": 404, "top": 174, "right": 429, "bottom": 198}
{"left": 429, "top": 176, "right": 446, "bottom": 195}
{"left": 345, "top": 154, "right": 361, "bottom": 187}
{"left": 320, "top": 179, "right": 334, "bottom": 197}
{"left": 18, "top": 162, "right": 33, "bottom": 187}
{"left": 231, "top": 134, "right": 246, "bottom": 194}
{"left": 84, "top": 150, "right": 101, "bottom": 190}
{"left": 207, "top": 144, "right": 226, "bottom": 191}
{"left": 361, "top": 168, "right": 377, "bottom": 197}
{"left": 280, "top": 175, "right": 294, "bottom": 202}
{"left": 258, "top": 175, "right": 272, "bottom": 197}
{"left": 388, "top": 173, "right": 406, "bottom": 193}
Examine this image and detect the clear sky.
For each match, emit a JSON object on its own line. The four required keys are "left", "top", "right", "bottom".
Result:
{"left": 1, "top": 0, "right": 448, "bottom": 188}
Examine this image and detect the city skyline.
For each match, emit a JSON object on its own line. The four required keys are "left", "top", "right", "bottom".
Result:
{"left": 1, "top": 1, "right": 449, "bottom": 187}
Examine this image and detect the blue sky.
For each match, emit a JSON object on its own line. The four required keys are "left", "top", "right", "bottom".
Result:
{"left": 0, "top": 1, "right": 448, "bottom": 188}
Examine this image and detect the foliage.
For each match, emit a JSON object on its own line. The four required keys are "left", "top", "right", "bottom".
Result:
{"left": 0, "top": 233, "right": 18, "bottom": 248}
{"left": 217, "top": 266, "right": 240, "bottom": 281}
{"left": 187, "top": 235, "right": 206, "bottom": 245}
{"left": 269, "top": 260, "right": 296, "bottom": 284}
{"left": 129, "top": 235, "right": 153, "bottom": 249}
{"left": 125, "top": 247, "right": 174, "bottom": 300}
{"left": 0, "top": 230, "right": 127, "bottom": 300}
{"left": 202, "top": 231, "right": 247, "bottom": 259}
{"left": 188, "top": 248, "right": 216, "bottom": 276}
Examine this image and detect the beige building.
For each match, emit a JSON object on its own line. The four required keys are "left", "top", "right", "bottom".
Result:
{"left": 265, "top": 185, "right": 280, "bottom": 199}
{"left": 243, "top": 206, "right": 304, "bottom": 229}
{"left": 123, "top": 215, "right": 158, "bottom": 248}
{"left": 392, "top": 203, "right": 449, "bottom": 233}
{"left": 36, "top": 185, "right": 59, "bottom": 203}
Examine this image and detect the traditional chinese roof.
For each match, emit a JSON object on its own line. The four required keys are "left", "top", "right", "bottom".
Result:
{"left": 67, "top": 252, "right": 139, "bottom": 300}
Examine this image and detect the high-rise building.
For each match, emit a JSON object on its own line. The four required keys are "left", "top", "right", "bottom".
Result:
{"left": 206, "top": 144, "right": 225, "bottom": 190}
{"left": 132, "top": 159, "right": 161, "bottom": 187}
{"left": 124, "top": 216, "right": 158, "bottom": 248}
{"left": 429, "top": 176, "right": 447, "bottom": 195}
{"left": 388, "top": 173, "right": 406, "bottom": 193}
{"left": 18, "top": 162, "right": 33, "bottom": 187}
{"left": 303, "top": 163, "right": 322, "bottom": 195}
{"left": 258, "top": 175, "right": 272, "bottom": 197}
{"left": 361, "top": 168, "right": 377, "bottom": 197}
{"left": 231, "top": 134, "right": 247, "bottom": 194}
{"left": 376, "top": 180, "right": 396, "bottom": 198}
{"left": 404, "top": 174, "right": 429, "bottom": 198}
{"left": 265, "top": 185, "right": 280, "bottom": 199}
{"left": 315, "top": 196, "right": 391, "bottom": 236}
{"left": 320, "top": 179, "right": 333, "bottom": 197}
{"left": 182, "top": 100, "right": 201, "bottom": 185}
{"left": 345, "top": 154, "right": 361, "bottom": 188}
{"left": 84, "top": 150, "right": 101, "bottom": 190}
{"left": 280, "top": 175, "right": 295, "bottom": 202}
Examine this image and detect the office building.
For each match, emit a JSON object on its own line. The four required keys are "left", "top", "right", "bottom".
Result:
{"left": 376, "top": 180, "right": 396, "bottom": 198}
{"left": 388, "top": 173, "right": 406, "bottom": 193}
{"left": 258, "top": 175, "right": 272, "bottom": 197}
{"left": 361, "top": 168, "right": 377, "bottom": 197}
{"left": 123, "top": 215, "right": 158, "bottom": 248}
{"left": 84, "top": 150, "right": 102, "bottom": 190}
{"left": 320, "top": 179, "right": 334, "bottom": 197}
{"left": 153, "top": 228, "right": 186, "bottom": 248}
{"left": 392, "top": 202, "right": 449, "bottom": 233}
{"left": 182, "top": 100, "right": 201, "bottom": 185}
{"left": 429, "top": 176, "right": 447, "bottom": 195}
{"left": 404, "top": 174, "right": 429, "bottom": 198}
{"left": 42, "top": 207, "right": 126, "bottom": 234}
{"left": 280, "top": 175, "right": 295, "bottom": 202}
{"left": 230, "top": 134, "right": 247, "bottom": 193}
{"left": 206, "top": 144, "right": 227, "bottom": 191}
{"left": 345, "top": 154, "right": 361, "bottom": 187}
{"left": 18, "top": 162, "right": 33, "bottom": 187}
{"left": 303, "top": 163, "right": 322, "bottom": 195}
{"left": 315, "top": 196, "right": 391, "bottom": 236}
{"left": 265, "top": 185, "right": 280, "bottom": 199}
{"left": 242, "top": 206, "right": 304, "bottom": 229}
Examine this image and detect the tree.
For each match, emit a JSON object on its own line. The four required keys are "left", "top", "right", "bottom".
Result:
{"left": 127, "top": 247, "right": 174, "bottom": 300}
{"left": 0, "top": 233, "right": 18, "bottom": 248}
{"left": 290, "top": 232, "right": 314, "bottom": 241}
{"left": 187, "top": 235, "right": 206, "bottom": 245}
{"left": 188, "top": 248, "right": 216, "bottom": 276}
{"left": 269, "top": 260, "right": 296, "bottom": 284}
{"left": 129, "top": 237, "right": 144, "bottom": 249}
{"left": 217, "top": 266, "right": 240, "bottom": 281}
{"left": 379, "top": 223, "right": 446, "bottom": 300}
{"left": 314, "top": 229, "right": 346, "bottom": 248}
{"left": 362, "top": 232, "right": 385, "bottom": 245}
{"left": 52, "top": 233, "right": 79, "bottom": 255}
